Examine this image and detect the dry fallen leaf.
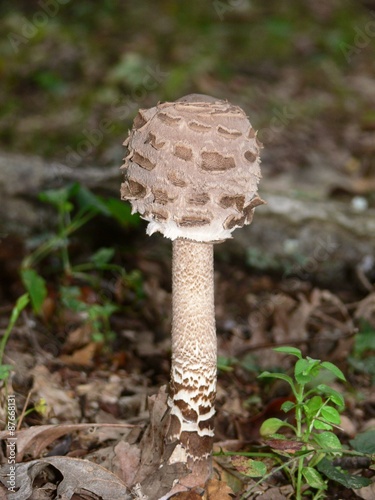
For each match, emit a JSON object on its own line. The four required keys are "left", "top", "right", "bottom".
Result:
{"left": 59, "top": 341, "right": 98, "bottom": 367}
{"left": 132, "top": 386, "right": 191, "bottom": 500}
{"left": 62, "top": 324, "right": 92, "bottom": 353}
{"left": 113, "top": 440, "right": 141, "bottom": 487}
{"left": 133, "top": 386, "right": 171, "bottom": 484}
{"left": 238, "top": 395, "right": 295, "bottom": 441}
{"left": 355, "top": 481, "right": 375, "bottom": 500}
{"left": 32, "top": 365, "right": 81, "bottom": 420}
{"left": 170, "top": 491, "right": 203, "bottom": 499}
{"left": 0, "top": 456, "right": 130, "bottom": 500}
{"left": 265, "top": 439, "right": 304, "bottom": 454}
{"left": 255, "top": 486, "right": 288, "bottom": 499}
{"left": 212, "top": 454, "right": 249, "bottom": 494}
{"left": 0, "top": 423, "right": 135, "bottom": 461}
{"left": 205, "top": 478, "right": 234, "bottom": 499}
{"left": 355, "top": 292, "right": 375, "bottom": 325}
{"left": 330, "top": 176, "right": 375, "bottom": 196}
{"left": 0, "top": 483, "right": 8, "bottom": 500}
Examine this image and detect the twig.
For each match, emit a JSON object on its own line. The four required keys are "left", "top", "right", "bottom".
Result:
{"left": 17, "top": 389, "right": 33, "bottom": 431}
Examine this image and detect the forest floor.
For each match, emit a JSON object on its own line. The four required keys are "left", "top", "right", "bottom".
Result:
{"left": 0, "top": 225, "right": 374, "bottom": 499}
{"left": 0, "top": 1, "right": 375, "bottom": 498}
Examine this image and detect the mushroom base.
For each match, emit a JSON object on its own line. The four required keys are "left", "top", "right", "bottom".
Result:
{"left": 166, "top": 238, "right": 217, "bottom": 486}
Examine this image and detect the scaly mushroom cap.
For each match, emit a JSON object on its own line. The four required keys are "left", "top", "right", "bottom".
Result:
{"left": 121, "top": 94, "right": 264, "bottom": 242}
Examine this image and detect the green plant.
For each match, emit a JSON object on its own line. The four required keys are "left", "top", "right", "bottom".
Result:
{"left": 18, "top": 182, "right": 141, "bottom": 345}
{"left": 20, "top": 183, "right": 98, "bottom": 315}
{"left": 22, "top": 182, "right": 139, "bottom": 282}
{"left": 60, "top": 285, "right": 118, "bottom": 344}
{"left": 218, "top": 353, "right": 260, "bottom": 375}
{"left": 225, "top": 347, "right": 372, "bottom": 499}
{"left": 257, "top": 347, "right": 347, "bottom": 498}
{"left": 0, "top": 294, "right": 29, "bottom": 382}
{"left": 348, "top": 320, "right": 375, "bottom": 384}
{"left": 16, "top": 396, "right": 48, "bottom": 430}
{"left": 23, "top": 183, "right": 99, "bottom": 276}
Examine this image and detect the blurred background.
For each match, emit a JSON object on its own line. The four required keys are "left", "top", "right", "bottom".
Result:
{"left": 0, "top": 0, "right": 374, "bottom": 175}
{"left": 1, "top": 0, "right": 375, "bottom": 280}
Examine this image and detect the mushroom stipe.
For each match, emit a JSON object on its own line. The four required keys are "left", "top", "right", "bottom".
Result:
{"left": 121, "top": 94, "right": 264, "bottom": 489}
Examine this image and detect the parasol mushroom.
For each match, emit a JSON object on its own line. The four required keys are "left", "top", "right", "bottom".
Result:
{"left": 120, "top": 94, "right": 264, "bottom": 488}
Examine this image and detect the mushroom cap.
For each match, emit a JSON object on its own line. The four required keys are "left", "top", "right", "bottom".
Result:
{"left": 121, "top": 94, "right": 264, "bottom": 242}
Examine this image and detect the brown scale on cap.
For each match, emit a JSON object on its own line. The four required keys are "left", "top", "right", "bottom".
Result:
{"left": 121, "top": 93, "right": 264, "bottom": 243}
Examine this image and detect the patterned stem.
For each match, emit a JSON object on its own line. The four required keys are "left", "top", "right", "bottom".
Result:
{"left": 167, "top": 238, "right": 217, "bottom": 475}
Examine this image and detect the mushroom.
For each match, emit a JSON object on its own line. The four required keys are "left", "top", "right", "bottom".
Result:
{"left": 120, "top": 94, "right": 264, "bottom": 487}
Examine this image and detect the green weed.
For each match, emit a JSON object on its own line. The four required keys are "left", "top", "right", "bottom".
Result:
{"left": 219, "top": 347, "right": 373, "bottom": 499}
{"left": 20, "top": 182, "right": 141, "bottom": 344}
{"left": 0, "top": 294, "right": 29, "bottom": 382}
{"left": 348, "top": 320, "right": 375, "bottom": 384}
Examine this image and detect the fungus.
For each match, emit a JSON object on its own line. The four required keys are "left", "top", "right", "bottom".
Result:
{"left": 120, "top": 94, "right": 264, "bottom": 488}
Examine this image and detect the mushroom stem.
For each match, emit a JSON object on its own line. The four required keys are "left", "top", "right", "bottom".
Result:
{"left": 167, "top": 238, "right": 217, "bottom": 484}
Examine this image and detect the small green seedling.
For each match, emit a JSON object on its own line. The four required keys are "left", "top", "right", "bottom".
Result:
{"left": 60, "top": 285, "right": 118, "bottom": 344}
{"left": 257, "top": 346, "right": 346, "bottom": 498}
{"left": 18, "top": 182, "right": 142, "bottom": 346}
{"left": 233, "top": 347, "right": 372, "bottom": 499}
{"left": 0, "top": 294, "right": 29, "bottom": 382}
{"left": 16, "top": 397, "right": 48, "bottom": 430}
{"left": 21, "top": 182, "right": 140, "bottom": 315}
{"left": 348, "top": 320, "right": 375, "bottom": 384}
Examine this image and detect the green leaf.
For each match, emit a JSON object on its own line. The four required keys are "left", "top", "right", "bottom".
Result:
{"left": 245, "top": 459, "right": 267, "bottom": 477}
{"left": 90, "top": 247, "right": 115, "bottom": 267}
{"left": 217, "top": 355, "right": 235, "bottom": 372}
{"left": 314, "top": 431, "right": 342, "bottom": 451}
{"left": 75, "top": 184, "right": 110, "bottom": 216}
{"left": 0, "top": 293, "right": 29, "bottom": 367}
{"left": 295, "top": 358, "right": 317, "bottom": 384}
{"left": 302, "top": 466, "right": 327, "bottom": 489}
{"left": 316, "top": 384, "right": 345, "bottom": 409}
{"left": 60, "top": 286, "right": 85, "bottom": 312}
{"left": 273, "top": 346, "right": 302, "bottom": 358}
{"left": 305, "top": 396, "right": 323, "bottom": 417}
{"left": 350, "top": 430, "right": 375, "bottom": 454}
{"left": 34, "top": 398, "right": 48, "bottom": 415}
{"left": 268, "top": 433, "right": 287, "bottom": 440}
{"left": 88, "top": 302, "right": 118, "bottom": 319}
{"left": 354, "top": 325, "right": 375, "bottom": 356}
{"left": 10, "top": 294, "right": 30, "bottom": 325}
{"left": 294, "top": 358, "right": 308, "bottom": 376}
{"left": 321, "top": 361, "right": 346, "bottom": 381}
{"left": 320, "top": 406, "right": 341, "bottom": 425}
{"left": 313, "top": 420, "right": 333, "bottom": 431}
{"left": 104, "top": 197, "right": 141, "bottom": 227}
{"left": 317, "top": 457, "right": 372, "bottom": 489}
{"left": 231, "top": 455, "right": 268, "bottom": 478}
{"left": 258, "top": 371, "right": 294, "bottom": 387}
{"left": 281, "top": 400, "right": 295, "bottom": 413}
{"left": 348, "top": 356, "right": 375, "bottom": 379}
{"left": 39, "top": 186, "right": 72, "bottom": 208}
{"left": 21, "top": 269, "right": 47, "bottom": 314}
{"left": 239, "top": 354, "right": 259, "bottom": 373}
{"left": 260, "top": 418, "right": 285, "bottom": 437}
{"left": 0, "top": 364, "right": 14, "bottom": 380}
